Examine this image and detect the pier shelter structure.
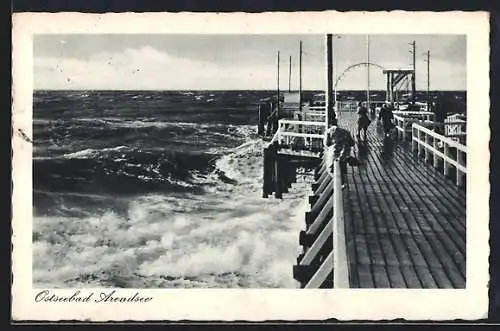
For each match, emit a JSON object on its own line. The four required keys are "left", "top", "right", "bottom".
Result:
{"left": 383, "top": 69, "right": 415, "bottom": 105}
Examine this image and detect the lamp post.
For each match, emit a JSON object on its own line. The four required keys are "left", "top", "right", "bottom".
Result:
{"left": 408, "top": 40, "right": 416, "bottom": 105}
{"left": 423, "top": 50, "right": 430, "bottom": 110}
{"left": 366, "top": 35, "right": 370, "bottom": 111}
{"left": 333, "top": 35, "right": 341, "bottom": 109}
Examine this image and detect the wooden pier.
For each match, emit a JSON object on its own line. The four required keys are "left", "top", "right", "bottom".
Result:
{"left": 257, "top": 33, "right": 466, "bottom": 288}
{"left": 292, "top": 112, "right": 466, "bottom": 289}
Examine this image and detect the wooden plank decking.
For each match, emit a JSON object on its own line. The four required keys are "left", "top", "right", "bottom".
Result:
{"left": 339, "top": 112, "right": 466, "bottom": 288}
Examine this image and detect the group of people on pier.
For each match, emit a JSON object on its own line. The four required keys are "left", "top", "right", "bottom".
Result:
{"left": 355, "top": 101, "right": 396, "bottom": 142}
{"left": 326, "top": 100, "right": 396, "bottom": 188}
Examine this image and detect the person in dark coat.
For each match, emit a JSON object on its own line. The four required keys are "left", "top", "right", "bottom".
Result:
{"left": 379, "top": 104, "right": 395, "bottom": 137}
{"left": 356, "top": 102, "right": 371, "bottom": 142}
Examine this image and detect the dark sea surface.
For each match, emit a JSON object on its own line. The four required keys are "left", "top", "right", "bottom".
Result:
{"left": 33, "top": 90, "right": 314, "bottom": 288}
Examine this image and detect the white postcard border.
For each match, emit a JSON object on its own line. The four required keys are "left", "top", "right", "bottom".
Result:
{"left": 12, "top": 11, "right": 490, "bottom": 321}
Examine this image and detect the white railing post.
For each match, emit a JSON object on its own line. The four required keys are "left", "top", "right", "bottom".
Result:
{"left": 273, "top": 119, "right": 327, "bottom": 154}
{"left": 433, "top": 136, "right": 439, "bottom": 168}
{"left": 411, "top": 124, "right": 417, "bottom": 153}
{"left": 417, "top": 129, "right": 422, "bottom": 157}
{"left": 424, "top": 131, "right": 430, "bottom": 163}
{"left": 412, "top": 122, "right": 467, "bottom": 187}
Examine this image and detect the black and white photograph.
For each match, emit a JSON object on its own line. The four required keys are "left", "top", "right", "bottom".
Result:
{"left": 12, "top": 12, "right": 489, "bottom": 321}
{"left": 31, "top": 33, "right": 467, "bottom": 289}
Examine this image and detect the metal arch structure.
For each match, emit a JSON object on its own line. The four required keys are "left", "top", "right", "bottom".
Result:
{"left": 333, "top": 62, "right": 387, "bottom": 90}
{"left": 333, "top": 62, "right": 415, "bottom": 105}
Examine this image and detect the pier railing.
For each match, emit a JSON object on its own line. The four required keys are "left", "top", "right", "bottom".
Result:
{"left": 332, "top": 159, "right": 349, "bottom": 288}
{"left": 392, "top": 111, "right": 435, "bottom": 141}
{"left": 263, "top": 117, "right": 327, "bottom": 199}
{"left": 393, "top": 110, "right": 435, "bottom": 120}
{"left": 293, "top": 151, "right": 349, "bottom": 288}
{"left": 336, "top": 101, "right": 358, "bottom": 112}
{"left": 411, "top": 123, "right": 467, "bottom": 187}
{"left": 393, "top": 113, "right": 467, "bottom": 144}
{"left": 270, "top": 119, "right": 326, "bottom": 153}
{"left": 303, "top": 106, "right": 326, "bottom": 122}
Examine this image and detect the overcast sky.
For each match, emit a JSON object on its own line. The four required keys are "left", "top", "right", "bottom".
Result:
{"left": 34, "top": 34, "right": 466, "bottom": 91}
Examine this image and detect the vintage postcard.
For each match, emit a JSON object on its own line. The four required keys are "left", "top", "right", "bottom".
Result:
{"left": 12, "top": 11, "right": 490, "bottom": 321}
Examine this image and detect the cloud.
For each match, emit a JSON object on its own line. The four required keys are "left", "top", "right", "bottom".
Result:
{"left": 34, "top": 44, "right": 465, "bottom": 91}
{"left": 34, "top": 46, "right": 326, "bottom": 90}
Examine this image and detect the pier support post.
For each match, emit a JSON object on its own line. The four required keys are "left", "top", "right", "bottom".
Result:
{"left": 281, "top": 158, "right": 289, "bottom": 194}
{"left": 291, "top": 164, "right": 297, "bottom": 183}
{"left": 433, "top": 137, "right": 439, "bottom": 169}
{"left": 258, "top": 104, "right": 265, "bottom": 135}
{"left": 274, "top": 154, "right": 282, "bottom": 199}
{"left": 262, "top": 146, "right": 271, "bottom": 198}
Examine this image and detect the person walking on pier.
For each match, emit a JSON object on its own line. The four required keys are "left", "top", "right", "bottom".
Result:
{"left": 379, "top": 103, "right": 395, "bottom": 137}
{"left": 325, "top": 120, "right": 357, "bottom": 188}
{"left": 370, "top": 103, "right": 376, "bottom": 120}
{"left": 356, "top": 101, "right": 371, "bottom": 143}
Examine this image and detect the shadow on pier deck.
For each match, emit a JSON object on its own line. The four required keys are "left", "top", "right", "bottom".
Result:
{"left": 294, "top": 112, "right": 466, "bottom": 289}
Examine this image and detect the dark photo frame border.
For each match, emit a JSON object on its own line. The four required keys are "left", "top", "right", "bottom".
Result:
{"left": 8, "top": 1, "right": 500, "bottom": 325}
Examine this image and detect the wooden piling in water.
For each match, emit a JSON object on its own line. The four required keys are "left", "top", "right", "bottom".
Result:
{"left": 262, "top": 146, "right": 271, "bottom": 198}
{"left": 274, "top": 151, "right": 282, "bottom": 199}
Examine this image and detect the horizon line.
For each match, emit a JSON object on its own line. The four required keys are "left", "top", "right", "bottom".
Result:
{"left": 33, "top": 88, "right": 467, "bottom": 92}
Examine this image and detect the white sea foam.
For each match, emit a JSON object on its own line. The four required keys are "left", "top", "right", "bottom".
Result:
{"left": 60, "top": 145, "right": 129, "bottom": 159}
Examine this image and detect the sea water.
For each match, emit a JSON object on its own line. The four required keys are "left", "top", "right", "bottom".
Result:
{"left": 33, "top": 90, "right": 313, "bottom": 288}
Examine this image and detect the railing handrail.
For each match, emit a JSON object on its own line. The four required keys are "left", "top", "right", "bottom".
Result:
{"left": 278, "top": 132, "right": 324, "bottom": 140}
{"left": 412, "top": 122, "right": 467, "bottom": 153}
{"left": 394, "top": 110, "right": 434, "bottom": 115}
{"left": 393, "top": 114, "right": 411, "bottom": 121}
{"left": 302, "top": 111, "right": 326, "bottom": 115}
{"left": 331, "top": 159, "right": 349, "bottom": 288}
{"left": 308, "top": 106, "right": 326, "bottom": 110}
{"left": 266, "top": 117, "right": 328, "bottom": 150}
{"left": 320, "top": 151, "right": 349, "bottom": 288}
{"left": 423, "top": 121, "right": 467, "bottom": 127}
{"left": 278, "top": 119, "right": 327, "bottom": 127}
